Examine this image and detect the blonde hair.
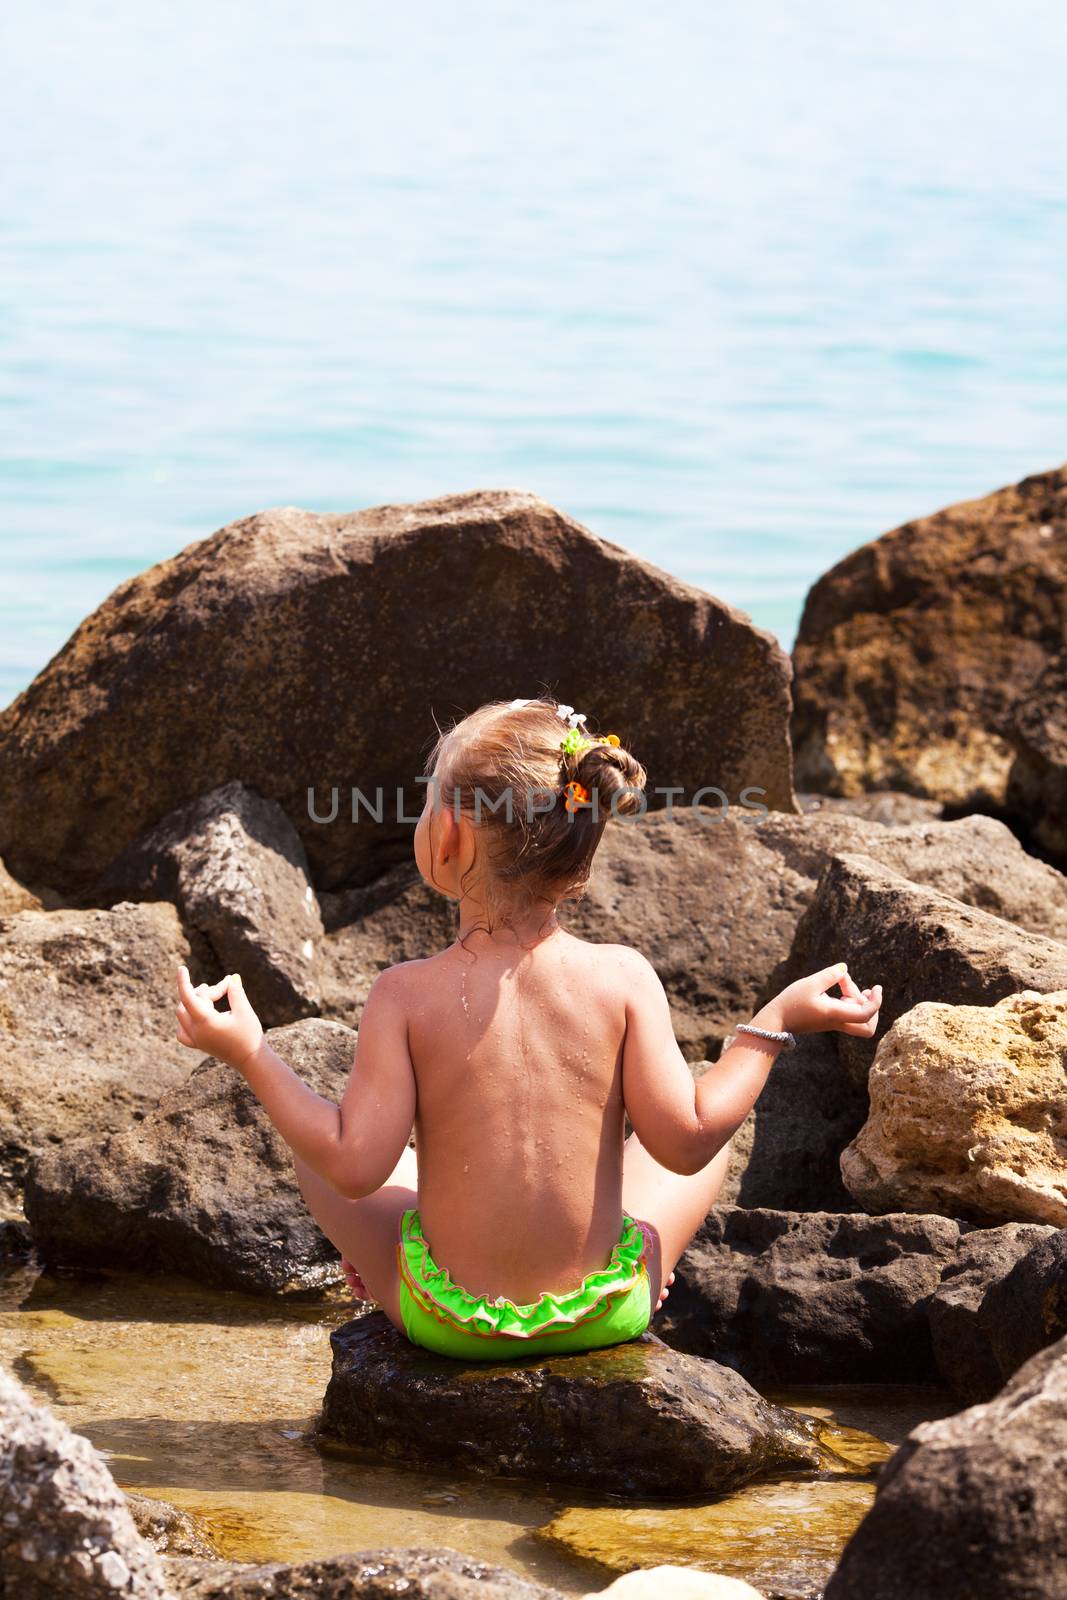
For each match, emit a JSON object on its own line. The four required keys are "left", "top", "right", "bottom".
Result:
{"left": 426, "top": 698, "right": 646, "bottom": 921}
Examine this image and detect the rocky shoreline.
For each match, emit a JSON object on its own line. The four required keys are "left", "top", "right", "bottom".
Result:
{"left": 1, "top": 474, "right": 1065, "bottom": 1597}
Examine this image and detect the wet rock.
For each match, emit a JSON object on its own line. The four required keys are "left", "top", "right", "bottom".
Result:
{"left": 927, "top": 1222, "right": 1058, "bottom": 1401}
{"left": 0, "top": 1365, "right": 171, "bottom": 1599}
{"left": 125, "top": 1495, "right": 219, "bottom": 1560}
{"left": 96, "top": 781, "right": 324, "bottom": 1026}
{"left": 318, "top": 1312, "right": 826, "bottom": 1497}
{"left": 783, "top": 853, "right": 1067, "bottom": 1087}
{"left": 824, "top": 1333, "right": 1067, "bottom": 1600}
{"left": 0, "top": 901, "right": 197, "bottom": 1202}
{"left": 1007, "top": 651, "right": 1067, "bottom": 863}
{"left": 0, "top": 490, "right": 796, "bottom": 900}
{"left": 982, "top": 1228, "right": 1067, "bottom": 1386}
{"left": 657, "top": 1207, "right": 963, "bottom": 1383}
{"left": 791, "top": 463, "right": 1067, "bottom": 817}
{"left": 168, "top": 1547, "right": 564, "bottom": 1600}
{"left": 841, "top": 990, "right": 1067, "bottom": 1225}
{"left": 24, "top": 1018, "right": 354, "bottom": 1295}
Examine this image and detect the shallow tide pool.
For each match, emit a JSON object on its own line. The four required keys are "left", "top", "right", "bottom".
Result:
{"left": 0, "top": 1264, "right": 955, "bottom": 1597}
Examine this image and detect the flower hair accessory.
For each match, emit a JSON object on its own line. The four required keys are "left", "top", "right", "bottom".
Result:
{"left": 563, "top": 781, "right": 590, "bottom": 813}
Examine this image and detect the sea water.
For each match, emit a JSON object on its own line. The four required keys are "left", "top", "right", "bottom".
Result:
{"left": 3, "top": 0, "right": 1066, "bottom": 708}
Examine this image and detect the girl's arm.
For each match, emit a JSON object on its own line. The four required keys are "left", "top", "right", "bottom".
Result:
{"left": 176, "top": 964, "right": 416, "bottom": 1199}
{"left": 618, "top": 950, "right": 881, "bottom": 1175}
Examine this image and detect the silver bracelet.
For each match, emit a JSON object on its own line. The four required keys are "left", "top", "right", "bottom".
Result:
{"left": 735, "top": 1022, "right": 796, "bottom": 1051}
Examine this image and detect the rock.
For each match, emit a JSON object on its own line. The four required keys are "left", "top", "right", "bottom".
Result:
{"left": 24, "top": 1018, "right": 355, "bottom": 1295}
{"left": 0, "top": 490, "right": 797, "bottom": 901}
{"left": 824, "top": 1333, "right": 1067, "bottom": 1600}
{"left": 0, "top": 901, "right": 197, "bottom": 1202}
{"left": 96, "top": 781, "right": 324, "bottom": 1026}
{"left": 0, "top": 1365, "right": 171, "bottom": 1599}
{"left": 582, "top": 1570, "right": 768, "bottom": 1600}
{"left": 657, "top": 1207, "right": 963, "bottom": 1384}
{"left": 0, "top": 856, "right": 44, "bottom": 914}
{"left": 797, "top": 792, "right": 943, "bottom": 826}
{"left": 841, "top": 990, "right": 1067, "bottom": 1225}
{"left": 1007, "top": 651, "right": 1067, "bottom": 863}
{"left": 784, "top": 853, "right": 1067, "bottom": 1087}
{"left": 982, "top": 1229, "right": 1067, "bottom": 1386}
{"left": 169, "top": 1548, "right": 563, "bottom": 1600}
{"left": 318, "top": 1312, "right": 826, "bottom": 1497}
{"left": 125, "top": 1496, "right": 218, "bottom": 1560}
{"left": 318, "top": 863, "right": 458, "bottom": 1029}
{"left": 927, "top": 1223, "right": 1058, "bottom": 1401}
{"left": 791, "top": 463, "right": 1067, "bottom": 815}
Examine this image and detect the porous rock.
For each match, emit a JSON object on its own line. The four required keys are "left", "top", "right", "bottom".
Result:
{"left": 1007, "top": 650, "right": 1067, "bottom": 864}
{"left": 318, "top": 1312, "right": 826, "bottom": 1497}
{"left": 168, "top": 1548, "right": 563, "bottom": 1600}
{"left": 791, "top": 463, "right": 1067, "bottom": 817}
{"left": 927, "top": 1222, "right": 1057, "bottom": 1401}
{"left": 24, "top": 1018, "right": 355, "bottom": 1295}
{"left": 0, "top": 490, "right": 796, "bottom": 899}
{"left": 657, "top": 1206, "right": 963, "bottom": 1383}
{"left": 125, "top": 1495, "right": 218, "bottom": 1559}
{"left": 0, "top": 901, "right": 196, "bottom": 1201}
{"left": 95, "top": 780, "right": 324, "bottom": 1026}
{"left": 0, "top": 1365, "right": 172, "bottom": 1599}
{"left": 841, "top": 990, "right": 1067, "bottom": 1225}
{"left": 982, "top": 1228, "right": 1067, "bottom": 1387}
{"left": 824, "top": 1333, "right": 1067, "bottom": 1600}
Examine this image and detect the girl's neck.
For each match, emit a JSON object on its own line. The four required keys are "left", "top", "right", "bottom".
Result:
{"left": 457, "top": 894, "right": 562, "bottom": 950}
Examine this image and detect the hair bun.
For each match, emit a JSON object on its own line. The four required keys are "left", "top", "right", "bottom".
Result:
{"left": 575, "top": 740, "right": 647, "bottom": 817}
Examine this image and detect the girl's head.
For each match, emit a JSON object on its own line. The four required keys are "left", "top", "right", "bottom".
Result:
{"left": 414, "top": 698, "right": 646, "bottom": 925}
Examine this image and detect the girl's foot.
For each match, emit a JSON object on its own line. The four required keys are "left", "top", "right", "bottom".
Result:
{"left": 340, "top": 1257, "right": 371, "bottom": 1301}
{"left": 655, "top": 1270, "right": 675, "bottom": 1313}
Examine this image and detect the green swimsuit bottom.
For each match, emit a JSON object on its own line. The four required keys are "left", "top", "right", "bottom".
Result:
{"left": 396, "top": 1208, "right": 653, "bottom": 1361}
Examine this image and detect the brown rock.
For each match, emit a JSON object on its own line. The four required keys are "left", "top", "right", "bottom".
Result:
{"left": 169, "top": 1548, "right": 563, "bottom": 1600}
{"left": 0, "top": 1366, "right": 172, "bottom": 1599}
{"left": 797, "top": 792, "right": 943, "bottom": 826}
{"left": 841, "top": 990, "right": 1067, "bottom": 1225}
{"left": 318, "top": 1312, "right": 826, "bottom": 1497}
{"left": 0, "top": 901, "right": 196, "bottom": 1202}
{"left": 96, "top": 781, "right": 324, "bottom": 1026}
{"left": 792, "top": 463, "right": 1067, "bottom": 811}
{"left": 927, "top": 1222, "right": 1058, "bottom": 1401}
{"left": 824, "top": 1334, "right": 1067, "bottom": 1600}
{"left": 125, "top": 1495, "right": 218, "bottom": 1559}
{"left": 0, "top": 491, "right": 796, "bottom": 901}
{"left": 0, "top": 856, "right": 44, "bottom": 914}
{"left": 1006, "top": 652, "right": 1067, "bottom": 863}
{"left": 24, "top": 1018, "right": 355, "bottom": 1296}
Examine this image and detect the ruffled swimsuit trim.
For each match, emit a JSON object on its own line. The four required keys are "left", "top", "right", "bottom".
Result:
{"left": 397, "top": 1208, "right": 649, "bottom": 1341}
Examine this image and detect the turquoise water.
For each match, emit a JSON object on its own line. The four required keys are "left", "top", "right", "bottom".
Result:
{"left": 4, "top": 1, "right": 1067, "bottom": 709}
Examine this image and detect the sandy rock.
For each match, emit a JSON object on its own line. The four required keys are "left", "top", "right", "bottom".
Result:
{"left": 0, "top": 490, "right": 796, "bottom": 900}
{"left": 318, "top": 1312, "right": 826, "bottom": 1497}
{"left": 95, "top": 781, "right": 324, "bottom": 1026}
{"left": 791, "top": 463, "right": 1067, "bottom": 816}
{"left": 583, "top": 1571, "right": 767, "bottom": 1600}
{"left": 168, "top": 1548, "right": 561, "bottom": 1600}
{"left": 25, "top": 1018, "right": 355, "bottom": 1295}
{"left": 841, "top": 990, "right": 1067, "bottom": 1225}
{"left": 0, "top": 856, "right": 44, "bottom": 914}
{"left": 0, "top": 1366, "right": 172, "bottom": 1599}
{"left": 797, "top": 792, "right": 943, "bottom": 825}
{"left": 927, "top": 1222, "right": 1058, "bottom": 1401}
{"left": 824, "top": 1333, "right": 1067, "bottom": 1600}
{"left": 0, "top": 901, "right": 196, "bottom": 1201}
{"left": 1007, "top": 651, "right": 1067, "bottom": 863}
{"left": 982, "top": 1228, "right": 1067, "bottom": 1386}
{"left": 658, "top": 1207, "right": 963, "bottom": 1383}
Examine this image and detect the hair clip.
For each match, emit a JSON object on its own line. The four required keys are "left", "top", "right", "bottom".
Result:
{"left": 509, "top": 698, "right": 533, "bottom": 709}
{"left": 560, "top": 727, "right": 594, "bottom": 758}
{"left": 556, "top": 704, "right": 588, "bottom": 730}
{"left": 563, "top": 781, "right": 590, "bottom": 813}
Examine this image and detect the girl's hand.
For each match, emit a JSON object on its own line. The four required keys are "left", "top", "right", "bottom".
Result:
{"left": 175, "top": 965, "right": 264, "bottom": 1072}
{"left": 759, "top": 963, "right": 882, "bottom": 1039}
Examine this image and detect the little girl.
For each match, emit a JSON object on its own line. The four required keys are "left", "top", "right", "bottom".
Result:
{"left": 175, "top": 698, "right": 882, "bottom": 1360}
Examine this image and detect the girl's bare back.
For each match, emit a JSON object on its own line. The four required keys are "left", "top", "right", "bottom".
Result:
{"left": 404, "top": 928, "right": 630, "bottom": 1303}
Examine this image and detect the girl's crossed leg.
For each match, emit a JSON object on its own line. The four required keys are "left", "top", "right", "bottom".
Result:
{"left": 292, "top": 1133, "right": 733, "bottom": 1333}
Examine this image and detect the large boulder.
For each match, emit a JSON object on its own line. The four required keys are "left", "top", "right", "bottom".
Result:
{"left": 0, "top": 901, "right": 197, "bottom": 1202}
{"left": 841, "top": 990, "right": 1067, "bottom": 1225}
{"left": 1007, "top": 651, "right": 1067, "bottom": 863}
{"left": 657, "top": 1207, "right": 963, "bottom": 1383}
{"left": 824, "top": 1334, "right": 1067, "bottom": 1600}
{"left": 791, "top": 464, "right": 1067, "bottom": 815}
{"left": 927, "top": 1222, "right": 1058, "bottom": 1401}
{"left": 170, "top": 1548, "right": 563, "bottom": 1600}
{"left": 95, "top": 781, "right": 324, "bottom": 1026}
{"left": 24, "top": 1018, "right": 354, "bottom": 1296}
{"left": 0, "top": 491, "right": 797, "bottom": 900}
{"left": 981, "top": 1229, "right": 1067, "bottom": 1385}
{"left": 318, "top": 1312, "right": 827, "bottom": 1497}
{"left": 0, "top": 1366, "right": 171, "bottom": 1599}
